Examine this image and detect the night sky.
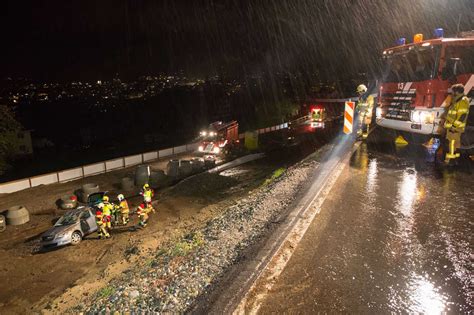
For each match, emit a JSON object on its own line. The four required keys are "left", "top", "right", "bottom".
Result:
{"left": 2, "top": 0, "right": 473, "bottom": 81}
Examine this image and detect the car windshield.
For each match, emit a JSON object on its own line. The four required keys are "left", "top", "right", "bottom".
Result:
{"left": 383, "top": 45, "right": 439, "bottom": 83}
{"left": 54, "top": 212, "right": 79, "bottom": 226}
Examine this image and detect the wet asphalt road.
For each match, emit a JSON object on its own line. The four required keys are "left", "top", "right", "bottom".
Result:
{"left": 257, "top": 140, "right": 473, "bottom": 314}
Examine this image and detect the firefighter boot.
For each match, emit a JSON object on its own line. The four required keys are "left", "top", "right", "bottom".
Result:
{"left": 362, "top": 123, "right": 370, "bottom": 139}
{"left": 445, "top": 139, "right": 460, "bottom": 162}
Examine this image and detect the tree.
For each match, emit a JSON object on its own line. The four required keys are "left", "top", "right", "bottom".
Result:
{"left": 0, "top": 105, "right": 22, "bottom": 174}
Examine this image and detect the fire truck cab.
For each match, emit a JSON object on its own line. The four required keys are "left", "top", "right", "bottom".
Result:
{"left": 198, "top": 121, "right": 239, "bottom": 155}
{"left": 376, "top": 29, "right": 474, "bottom": 147}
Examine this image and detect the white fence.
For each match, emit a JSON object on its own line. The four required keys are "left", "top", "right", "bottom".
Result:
{"left": 0, "top": 123, "right": 288, "bottom": 194}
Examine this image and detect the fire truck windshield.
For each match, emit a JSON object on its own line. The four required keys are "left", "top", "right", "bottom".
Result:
{"left": 383, "top": 46, "right": 439, "bottom": 83}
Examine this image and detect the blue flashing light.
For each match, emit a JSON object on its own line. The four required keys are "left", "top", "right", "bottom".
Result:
{"left": 434, "top": 28, "right": 444, "bottom": 38}
{"left": 396, "top": 37, "right": 406, "bottom": 46}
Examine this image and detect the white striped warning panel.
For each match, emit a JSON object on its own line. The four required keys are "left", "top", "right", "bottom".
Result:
{"left": 344, "top": 101, "right": 355, "bottom": 134}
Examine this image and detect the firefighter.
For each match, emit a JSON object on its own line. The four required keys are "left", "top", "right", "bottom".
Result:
{"left": 141, "top": 183, "right": 154, "bottom": 206}
{"left": 355, "top": 84, "right": 375, "bottom": 139}
{"left": 96, "top": 203, "right": 110, "bottom": 239}
{"left": 102, "top": 195, "right": 114, "bottom": 231}
{"left": 117, "top": 194, "right": 130, "bottom": 225}
{"left": 444, "top": 83, "right": 470, "bottom": 163}
{"left": 137, "top": 202, "right": 155, "bottom": 228}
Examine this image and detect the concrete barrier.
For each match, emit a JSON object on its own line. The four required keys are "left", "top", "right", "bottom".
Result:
{"left": 58, "top": 167, "right": 83, "bottom": 182}
{"left": 124, "top": 154, "right": 142, "bottom": 167}
{"left": 159, "top": 148, "right": 173, "bottom": 158}
{"left": 174, "top": 145, "right": 187, "bottom": 154}
{"left": 30, "top": 173, "right": 58, "bottom": 187}
{"left": 83, "top": 163, "right": 106, "bottom": 176}
{"left": 105, "top": 158, "right": 124, "bottom": 172}
{"left": 0, "top": 179, "right": 31, "bottom": 194}
{"left": 143, "top": 151, "right": 158, "bottom": 162}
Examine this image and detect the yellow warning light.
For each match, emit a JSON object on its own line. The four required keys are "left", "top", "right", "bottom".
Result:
{"left": 414, "top": 33, "right": 423, "bottom": 43}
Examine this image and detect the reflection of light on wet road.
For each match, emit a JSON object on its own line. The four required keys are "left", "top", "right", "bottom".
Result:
{"left": 366, "top": 159, "right": 377, "bottom": 196}
{"left": 398, "top": 169, "right": 417, "bottom": 217}
{"left": 409, "top": 275, "right": 448, "bottom": 314}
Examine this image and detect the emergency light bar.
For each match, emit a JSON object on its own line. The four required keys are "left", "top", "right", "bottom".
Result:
{"left": 434, "top": 28, "right": 444, "bottom": 38}
{"left": 414, "top": 33, "right": 423, "bottom": 43}
{"left": 396, "top": 37, "right": 406, "bottom": 46}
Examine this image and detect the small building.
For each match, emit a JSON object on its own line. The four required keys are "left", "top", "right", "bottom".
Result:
{"left": 10, "top": 130, "right": 33, "bottom": 157}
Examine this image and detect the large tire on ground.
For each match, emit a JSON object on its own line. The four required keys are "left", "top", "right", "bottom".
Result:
{"left": 149, "top": 170, "right": 166, "bottom": 187}
{"left": 135, "top": 165, "right": 151, "bottom": 187}
{"left": 166, "top": 160, "right": 180, "bottom": 177}
{"left": 178, "top": 160, "right": 193, "bottom": 177}
{"left": 59, "top": 195, "right": 78, "bottom": 210}
{"left": 70, "top": 231, "right": 82, "bottom": 245}
{"left": 6, "top": 206, "right": 30, "bottom": 225}
{"left": 121, "top": 177, "right": 135, "bottom": 191}
{"left": 191, "top": 158, "right": 205, "bottom": 173}
{"left": 0, "top": 215, "right": 6, "bottom": 232}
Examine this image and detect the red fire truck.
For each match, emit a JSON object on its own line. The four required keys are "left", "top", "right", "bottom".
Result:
{"left": 197, "top": 120, "right": 239, "bottom": 155}
{"left": 376, "top": 29, "right": 474, "bottom": 150}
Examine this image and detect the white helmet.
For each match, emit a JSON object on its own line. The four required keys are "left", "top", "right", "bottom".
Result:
{"left": 117, "top": 194, "right": 125, "bottom": 201}
{"left": 356, "top": 84, "right": 367, "bottom": 94}
{"left": 97, "top": 202, "right": 104, "bottom": 209}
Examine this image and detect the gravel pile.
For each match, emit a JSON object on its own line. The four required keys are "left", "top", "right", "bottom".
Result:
{"left": 76, "top": 159, "right": 318, "bottom": 314}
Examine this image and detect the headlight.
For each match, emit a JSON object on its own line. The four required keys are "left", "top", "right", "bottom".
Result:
{"left": 200, "top": 131, "right": 207, "bottom": 136}
{"left": 213, "top": 147, "right": 220, "bottom": 154}
{"left": 198, "top": 146, "right": 204, "bottom": 152}
{"left": 411, "top": 110, "right": 421, "bottom": 122}
{"left": 56, "top": 232, "right": 66, "bottom": 239}
{"left": 376, "top": 107, "right": 382, "bottom": 119}
{"left": 209, "top": 131, "right": 215, "bottom": 137}
{"left": 420, "top": 111, "right": 435, "bottom": 124}
{"left": 411, "top": 110, "right": 434, "bottom": 124}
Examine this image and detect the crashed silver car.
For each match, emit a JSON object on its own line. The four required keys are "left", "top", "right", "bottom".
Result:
{"left": 40, "top": 207, "right": 98, "bottom": 249}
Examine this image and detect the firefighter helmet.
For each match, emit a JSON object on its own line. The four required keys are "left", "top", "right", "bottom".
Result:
{"left": 97, "top": 202, "right": 104, "bottom": 209}
{"left": 356, "top": 84, "right": 367, "bottom": 94}
{"left": 103, "top": 195, "right": 109, "bottom": 202}
{"left": 117, "top": 194, "right": 125, "bottom": 201}
{"left": 143, "top": 184, "right": 149, "bottom": 189}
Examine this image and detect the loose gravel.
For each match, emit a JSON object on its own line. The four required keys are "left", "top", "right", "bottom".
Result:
{"left": 73, "top": 157, "right": 319, "bottom": 314}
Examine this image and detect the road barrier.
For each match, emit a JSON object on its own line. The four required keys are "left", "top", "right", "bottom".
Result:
{"left": 0, "top": 123, "right": 288, "bottom": 194}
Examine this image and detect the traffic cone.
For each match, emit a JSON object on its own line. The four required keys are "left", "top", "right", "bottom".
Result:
{"left": 395, "top": 135, "right": 408, "bottom": 145}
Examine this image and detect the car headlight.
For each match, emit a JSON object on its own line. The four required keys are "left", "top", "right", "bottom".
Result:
{"left": 411, "top": 110, "right": 434, "bottom": 124}
{"left": 420, "top": 111, "right": 435, "bottom": 124}
{"left": 56, "top": 232, "right": 67, "bottom": 239}
{"left": 198, "top": 146, "right": 204, "bottom": 152}
{"left": 200, "top": 131, "right": 207, "bottom": 136}
{"left": 411, "top": 110, "right": 421, "bottom": 122}
{"left": 213, "top": 147, "right": 220, "bottom": 154}
{"left": 376, "top": 107, "right": 382, "bottom": 119}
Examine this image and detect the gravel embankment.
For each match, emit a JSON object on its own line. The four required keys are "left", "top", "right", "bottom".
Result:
{"left": 75, "top": 157, "right": 319, "bottom": 314}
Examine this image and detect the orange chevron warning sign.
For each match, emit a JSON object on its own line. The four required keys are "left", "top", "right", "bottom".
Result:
{"left": 344, "top": 101, "right": 355, "bottom": 134}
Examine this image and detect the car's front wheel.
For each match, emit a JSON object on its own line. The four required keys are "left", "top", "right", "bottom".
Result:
{"left": 70, "top": 231, "right": 82, "bottom": 245}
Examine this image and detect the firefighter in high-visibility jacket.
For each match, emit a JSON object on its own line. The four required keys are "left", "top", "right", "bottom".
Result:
{"left": 137, "top": 202, "right": 155, "bottom": 228}
{"left": 444, "top": 83, "right": 470, "bottom": 163}
{"left": 355, "top": 84, "right": 374, "bottom": 139}
{"left": 102, "top": 195, "right": 114, "bottom": 231}
{"left": 117, "top": 194, "right": 130, "bottom": 225}
{"left": 96, "top": 203, "right": 110, "bottom": 239}
{"left": 141, "top": 184, "right": 154, "bottom": 204}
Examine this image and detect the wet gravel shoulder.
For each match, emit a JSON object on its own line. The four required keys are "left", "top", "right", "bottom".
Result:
{"left": 69, "top": 145, "right": 326, "bottom": 314}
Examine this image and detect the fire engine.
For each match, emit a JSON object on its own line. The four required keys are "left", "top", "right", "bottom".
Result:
{"left": 287, "top": 101, "right": 344, "bottom": 138}
{"left": 376, "top": 28, "right": 474, "bottom": 149}
{"left": 197, "top": 120, "right": 239, "bottom": 155}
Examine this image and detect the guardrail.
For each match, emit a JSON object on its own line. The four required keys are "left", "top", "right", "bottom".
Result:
{"left": 0, "top": 123, "right": 289, "bottom": 194}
